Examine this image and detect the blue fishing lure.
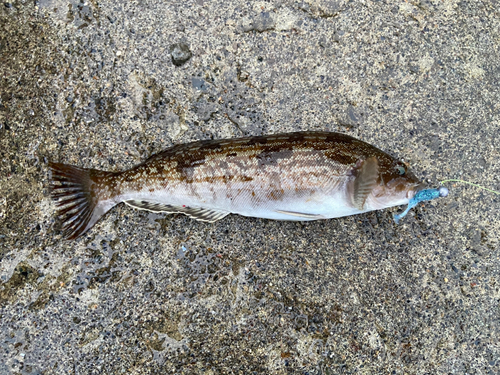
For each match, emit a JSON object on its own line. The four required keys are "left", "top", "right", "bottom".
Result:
{"left": 394, "top": 187, "right": 449, "bottom": 224}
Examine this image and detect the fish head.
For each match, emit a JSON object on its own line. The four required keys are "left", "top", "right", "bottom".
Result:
{"left": 368, "top": 157, "right": 425, "bottom": 209}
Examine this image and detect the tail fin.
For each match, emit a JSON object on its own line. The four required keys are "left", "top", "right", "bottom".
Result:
{"left": 48, "top": 162, "right": 117, "bottom": 240}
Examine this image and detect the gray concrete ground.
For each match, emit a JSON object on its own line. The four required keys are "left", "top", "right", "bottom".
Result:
{"left": 1, "top": 0, "right": 499, "bottom": 374}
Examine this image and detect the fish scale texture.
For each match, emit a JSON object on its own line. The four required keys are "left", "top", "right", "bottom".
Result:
{"left": 1, "top": 0, "right": 500, "bottom": 374}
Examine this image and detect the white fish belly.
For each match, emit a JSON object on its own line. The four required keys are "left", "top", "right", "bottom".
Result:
{"left": 119, "top": 179, "right": 372, "bottom": 221}
{"left": 234, "top": 190, "right": 369, "bottom": 220}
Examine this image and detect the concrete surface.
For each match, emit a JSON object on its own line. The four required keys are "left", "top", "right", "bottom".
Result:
{"left": 1, "top": 0, "right": 499, "bottom": 374}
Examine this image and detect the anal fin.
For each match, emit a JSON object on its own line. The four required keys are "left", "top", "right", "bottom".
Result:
{"left": 124, "top": 200, "right": 176, "bottom": 213}
{"left": 124, "top": 200, "right": 229, "bottom": 223}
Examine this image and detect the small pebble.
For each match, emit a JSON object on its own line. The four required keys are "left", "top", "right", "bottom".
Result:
{"left": 169, "top": 43, "right": 192, "bottom": 66}
{"left": 252, "top": 12, "right": 275, "bottom": 32}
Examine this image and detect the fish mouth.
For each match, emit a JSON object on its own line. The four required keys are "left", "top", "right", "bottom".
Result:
{"left": 406, "top": 182, "right": 427, "bottom": 200}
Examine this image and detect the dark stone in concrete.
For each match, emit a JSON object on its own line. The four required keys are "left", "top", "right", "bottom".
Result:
{"left": 170, "top": 42, "right": 192, "bottom": 67}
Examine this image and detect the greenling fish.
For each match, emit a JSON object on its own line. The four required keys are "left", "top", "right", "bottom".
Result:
{"left": 49, "top": 131, "right": 447, "bottom": 239}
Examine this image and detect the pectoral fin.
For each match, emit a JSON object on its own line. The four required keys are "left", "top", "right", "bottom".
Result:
{"left": 124, "top": 200, "right": 229, "bottom": 222}
{"left": 352, "top": 156, "right": 379, "bottom": 210}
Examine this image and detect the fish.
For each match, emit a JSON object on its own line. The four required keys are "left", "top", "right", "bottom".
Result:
{"left": 48, "top": 131, "right": 445, "bottom": 240}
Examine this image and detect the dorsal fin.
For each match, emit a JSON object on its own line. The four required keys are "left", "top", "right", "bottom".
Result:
{"left": 124, "top": 200, "right": 229, "bottom": 223}
{"left": 352, "top": 156, "right": 379, "bottom": 210}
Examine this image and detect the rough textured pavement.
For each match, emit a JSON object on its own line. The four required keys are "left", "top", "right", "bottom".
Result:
{"left": 1, "top": 0, "right": 499, "bottom": 374}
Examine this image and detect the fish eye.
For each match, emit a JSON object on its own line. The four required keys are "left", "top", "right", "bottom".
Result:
{"left": 396, "top": 166, "right": 406, "bottom": 176}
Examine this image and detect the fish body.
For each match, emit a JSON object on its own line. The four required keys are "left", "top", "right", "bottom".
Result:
{"left": 49, "top": 131, "right": 425, "bottom": 239}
